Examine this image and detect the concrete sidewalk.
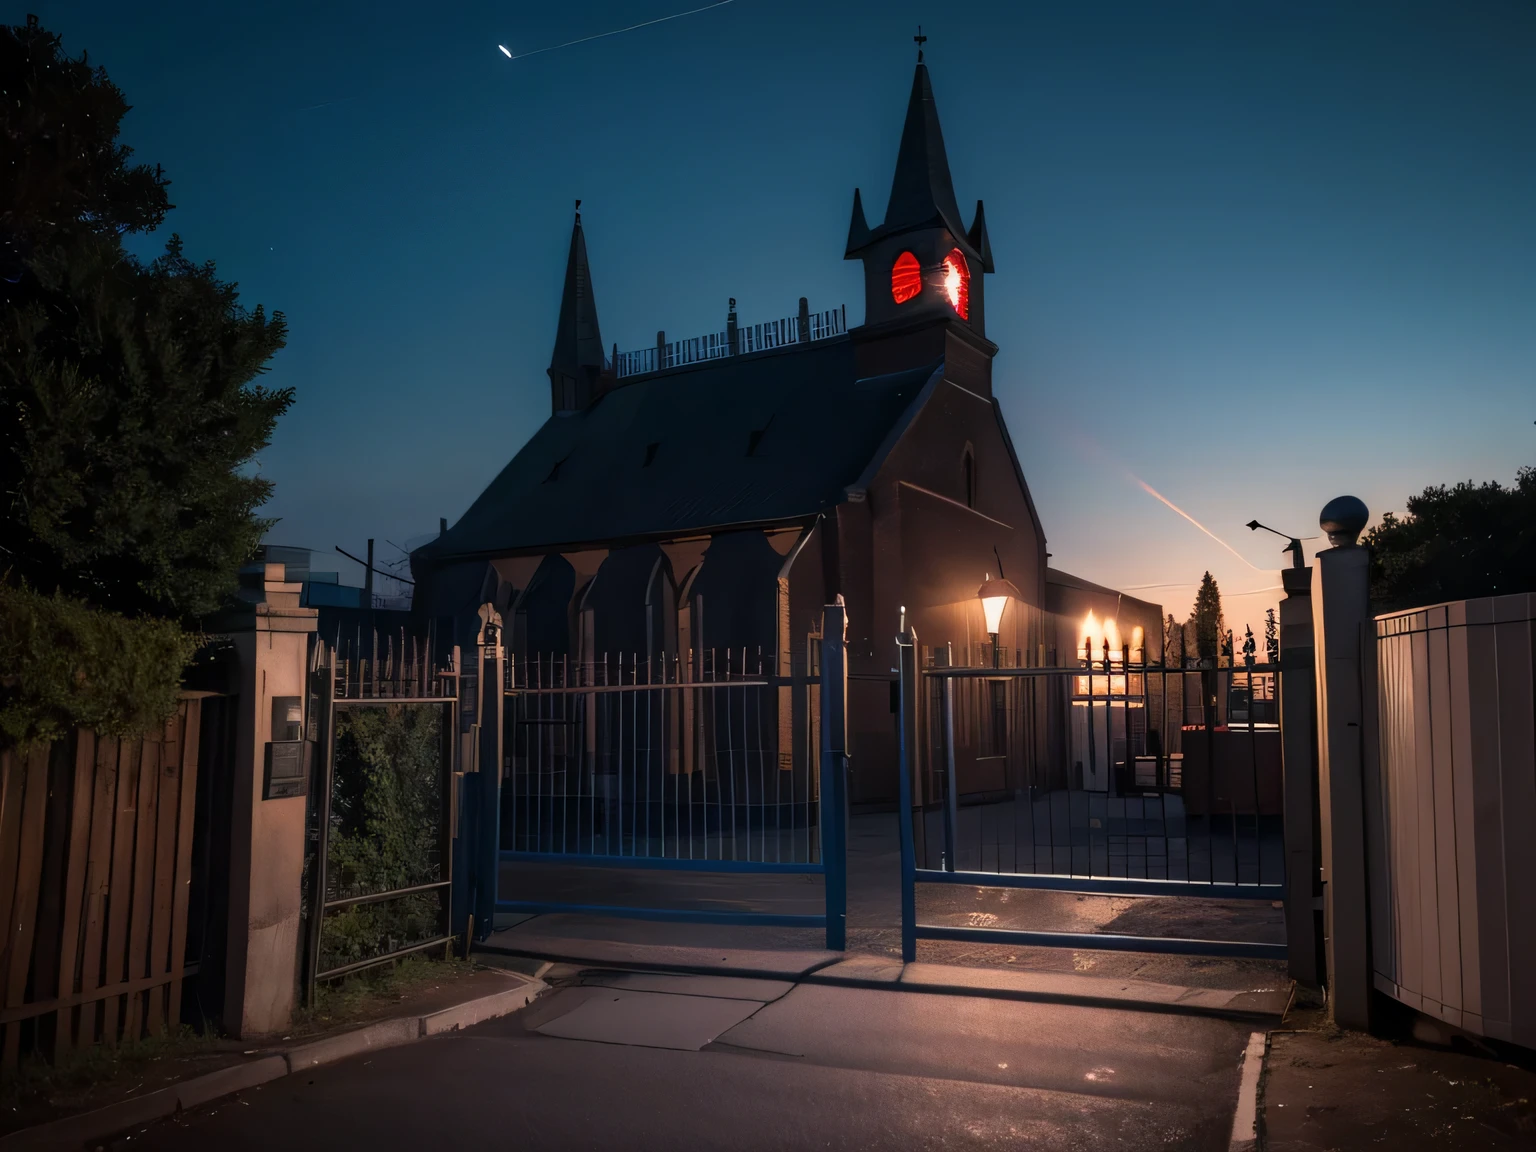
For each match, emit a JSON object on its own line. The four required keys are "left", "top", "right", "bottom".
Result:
{"left": 1260, "top": 1026, "right": 1536, "bottom": 1150}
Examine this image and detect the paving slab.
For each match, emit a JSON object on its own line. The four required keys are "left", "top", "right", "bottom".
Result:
{"left": 713, "top": 981, "right": 1253, "bottom": 1108}
{"left": 534, "top": 989, "right": 763, "bottom": 1051}
{"left": 805, "top": 956, "right": 1291, "bottom": 1020}
{"left": 478, "top": 921, "right": 839, "bottom": 980}
{"left": 577, "top": 970, "right": 795, "bottom": 1002}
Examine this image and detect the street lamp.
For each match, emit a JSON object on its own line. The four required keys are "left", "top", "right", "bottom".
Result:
{"left": 1246, "top": 519, "right": 1305, "bottom": 569}
{"left": 977, "top": 575, "right": 1020, "bottom": 668}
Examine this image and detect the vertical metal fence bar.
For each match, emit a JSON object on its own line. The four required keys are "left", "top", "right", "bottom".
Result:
{"left": 897, "top": 628, "right": 919, "bottom": 961}
{"left": 726, "top": 651, "right": 738, "bottom": 862}
{"left": 820, "top": 603, "right": 847, "bottom": 951}
{"left": 304, "top": 645, "right": 337, "bottom": 1008}
{"left": 942, "top": 676, "right": 958, "bottom": 872}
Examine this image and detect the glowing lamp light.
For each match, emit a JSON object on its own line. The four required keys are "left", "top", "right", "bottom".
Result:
{"left": 941, "top": 249, "right": 970, "bottom": 319}
{"left": 891, "top": 251, "right": 922, "bottom": 304}
{"left": 978, "top": 575, "right": 1020, "bottom": 635}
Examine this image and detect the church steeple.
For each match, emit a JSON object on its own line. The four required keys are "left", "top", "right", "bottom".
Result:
{"left": 845, "top": 53, "right": 997, "bottom": 384}
{"left": 880, "top": 61, "right": 968, "bottom": 250}
{"left": 549, "top": 201, "right": 610, "bottom": 413}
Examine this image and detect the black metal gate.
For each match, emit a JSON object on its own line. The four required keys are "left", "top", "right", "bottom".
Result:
{"left": 303, "top": 637, "right": 458, "bottom": 1003}
{"left": 895, "top": 630, "right": 1287, "bottom": 961}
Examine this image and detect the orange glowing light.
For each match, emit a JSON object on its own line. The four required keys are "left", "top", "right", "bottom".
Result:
{"left": 891, "top": 251, "right": 922, "bottom": 304}
{"left": 941, "top": 249, "right": 969, "bottom": 319}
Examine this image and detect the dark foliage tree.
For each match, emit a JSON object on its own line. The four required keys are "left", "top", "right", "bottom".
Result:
{"left": 2, "top": 234, "right": 290, "bottom": 619}
{"left": 1189, "top": 571, "right": 1224, "bottom": 665}
{"left": 1, "top": 18, "right": 290, "bottom": 623}
{"left": 1365, "top": 469, "right": 1536, "bottom": 612}
{"left": 0, "top": 18, "right": 290, "bottom": 741}
{"left": 0, "top": 16, "right": 171, "bottom": 281}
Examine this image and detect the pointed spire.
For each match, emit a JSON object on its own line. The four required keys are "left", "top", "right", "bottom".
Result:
{"left": 844, "top": 188, "right": 871, "bottom": 258}
{"left": 882, "top": 61, "right": 967, "bottom": 243}
{"left": 967, "top": 199, "right": 994, "bottom": 273}
{"left": 549, "top": 200, "right": 605, "bottom": 386}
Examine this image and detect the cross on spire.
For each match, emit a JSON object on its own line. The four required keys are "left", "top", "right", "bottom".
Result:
{"left": 914, "top": 26, "right": 926, "bottom": 62}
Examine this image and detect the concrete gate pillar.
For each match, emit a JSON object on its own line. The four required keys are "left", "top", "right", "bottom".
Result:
{"left": 1310, "top": 498, "right": 1374, "bottom": 1030}
{"left": 218, "top": 563, "right": 317, "bottom": 1037}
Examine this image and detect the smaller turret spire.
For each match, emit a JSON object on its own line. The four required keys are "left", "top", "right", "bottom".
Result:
{"left": 548, "top": 202, "right": 608, "bottom": 413}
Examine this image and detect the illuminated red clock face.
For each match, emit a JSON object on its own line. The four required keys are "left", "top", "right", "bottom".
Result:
{"left": 941, "top": 249, "right": 970, "bottom": 319}
{"left": 890, "top": 251, "right": 921, "bottom": 304}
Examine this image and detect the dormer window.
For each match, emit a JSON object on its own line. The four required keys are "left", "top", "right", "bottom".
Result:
{"left": 942, "top": 249, "right": 970, "bottom": 320}
{"left": 890, "top": 251, "right": 922, "bottom": 305}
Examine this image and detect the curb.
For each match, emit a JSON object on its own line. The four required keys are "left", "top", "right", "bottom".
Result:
{"left": 0, "top": 975, "right": 547, "bottom": 1152}
{"left": 1228, "top": 1030, "right": 1270, "bottom": 1152}
{"left": 484, "top": 942, "right": 1291, "bottom": 1025}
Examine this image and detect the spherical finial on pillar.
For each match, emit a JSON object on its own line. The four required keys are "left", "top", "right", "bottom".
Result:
{"left": 1319, "top": 495, "right": 1369, "bottom": 548}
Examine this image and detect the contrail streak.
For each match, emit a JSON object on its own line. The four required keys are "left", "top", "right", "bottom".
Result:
{"left": 501, "top": 0, "right": 738, "bottom": 61}
{"left": 1133, "top": 477, "right": 1264, "bottom": 570}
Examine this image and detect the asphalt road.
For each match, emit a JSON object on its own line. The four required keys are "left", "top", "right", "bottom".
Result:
{"left": 131, "top": 973, "right": 1254, "bottom": 1151}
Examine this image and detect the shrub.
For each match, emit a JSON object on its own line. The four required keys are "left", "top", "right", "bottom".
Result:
{"left": 0, "top": 583, "right": 197, "bottom": 749}
{"left": 315, "top": 703, "right": 446, "bottom": 972}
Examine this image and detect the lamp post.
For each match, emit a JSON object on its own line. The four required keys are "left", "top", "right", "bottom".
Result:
{"left": 1246, "top": 519, "right": 1306, "bottom": 569}
{"left": 977, "top": 576, "right": 1020, "bottom": 669}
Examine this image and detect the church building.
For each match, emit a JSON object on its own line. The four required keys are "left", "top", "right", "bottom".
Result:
{"left": 412, "top": 57, "right": 1159, "bottom": 806}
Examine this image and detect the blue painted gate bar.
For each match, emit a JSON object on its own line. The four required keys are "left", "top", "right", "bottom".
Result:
{"left": 895, "top": 627, "right": 1288, "bottom": 963}
{"left": 483, "top": 604, "right": 848, "bottom": 949}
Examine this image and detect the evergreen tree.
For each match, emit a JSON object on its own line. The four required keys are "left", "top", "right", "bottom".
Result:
{"left": 0, "top": 16, "right": 171, "bottom": 283}
{"left": 1, "top": 18, "right": 289, "bottom": 742}
{"left": 1189, "top": 572, "right": 1224, "bottom": 665}
{"left": 1, "top": 17, "right": 290, "bottom": 623}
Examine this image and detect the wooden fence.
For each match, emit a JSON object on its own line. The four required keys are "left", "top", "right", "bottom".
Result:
{"left": 0, "top": 697, "right": 202, "bottom": 1071}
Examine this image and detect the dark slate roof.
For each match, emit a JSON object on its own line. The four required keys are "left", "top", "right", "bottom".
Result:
{"left": 421, "top": 339, "right": 940, "bottom": 560}
{"left": 1045, "top": 568, "right": 1162, "bottom": 615}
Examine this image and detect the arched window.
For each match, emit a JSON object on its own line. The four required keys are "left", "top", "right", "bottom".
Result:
{"left": 941, "top": 249, "right": 970, "bottom": 319}
{"left": 962, "top": 445, "right": 976, "bottom": 508}
{"left": 890, "top": 251, "right": 922, "bottom": 304}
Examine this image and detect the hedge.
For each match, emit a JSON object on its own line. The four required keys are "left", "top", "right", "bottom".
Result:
{"left": 0, "top": 582, "right": 197, "bottom": 749}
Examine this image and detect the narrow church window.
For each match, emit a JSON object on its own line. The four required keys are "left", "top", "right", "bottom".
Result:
{"left": 545, "top": 455, "right": 566, "bottom": 482}
{"left": 963, "top": 447, "right": 976, "bottom": 508}
{"left": 643, "top": 442, "right": 659, "bottom": 467}
{"left": 942, "top": 249, "right": 970, "bottom": 319}
{"left": 890, "top": 251, "right": 922, "bottom": 304}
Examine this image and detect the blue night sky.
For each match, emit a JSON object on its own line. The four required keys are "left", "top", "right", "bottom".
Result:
{"left": 20, "top": 0, "right": 1536, "bottom": 633}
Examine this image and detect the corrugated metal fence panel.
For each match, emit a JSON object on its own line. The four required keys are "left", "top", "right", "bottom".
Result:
{"left": 0, "top": 698, "right": 202, "bottom": 1070}
{"left": 1372, "top": 593, "right": 1536, "bottom": 1048}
